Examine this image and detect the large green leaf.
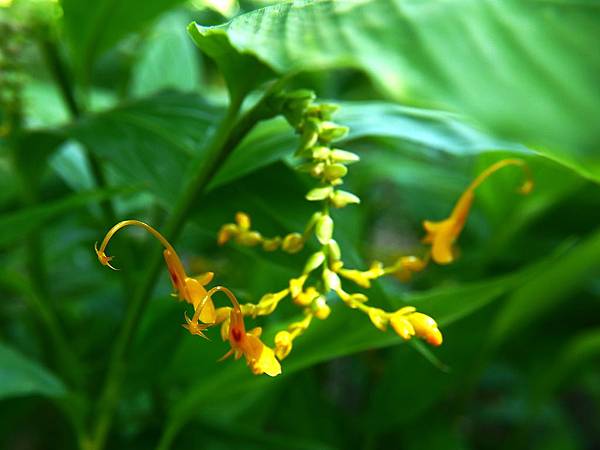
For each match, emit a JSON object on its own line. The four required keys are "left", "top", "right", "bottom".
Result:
{"left": 210, "top": 100, "right": 536, "bottom": 191}
{"left": 0, "top": 342, "right": 67, "bottom": 400}
{"left": 189, "top": 0, "right": 600, "bottom": 181}
{"left": 66, "top": 92, "right": 224, "bottom": 204}
{"left": 0, "top": 188, "right": 123, "bottom": 249}
{"left": 488, "top": 227, "right": 600, "bottom": 348}
{"left": 130, "top": 10, "right": 202, "bottom": 97}
{"left": 61, "top": 0, "right": 188, "bottom": 78}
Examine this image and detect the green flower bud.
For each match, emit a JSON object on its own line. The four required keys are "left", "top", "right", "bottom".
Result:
{"left": 327, "top": 239, "right": 341, "bottom": 261}
{"left": 311, "top": 146, "right": 331, "bottom": 160}
{"left": 331, "top": 149, "right": 360, "bottom": 164}
{"left": 323, "top": 267, "right": 341, "bottom": 292}
{"left": 318, "top": 121, "right": 348, "bottom": 142}
{"left": 323, "top": 163, "right": 348, "bottom": 181}
{"left": 304, "top": 251, "right": 326, "bottom": 273}
{"left": 306, "top": 185, "right": 333, "bottom": 201}
{"left": 316, "top": 214, "right": 334, "bottom": 245}
{"left": 330, "top": 190, "right": 360, "bottom": 208}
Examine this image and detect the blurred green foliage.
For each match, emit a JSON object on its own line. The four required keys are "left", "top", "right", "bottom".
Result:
{"left": 0, "top": 0, "right": 599, "bottom": 449}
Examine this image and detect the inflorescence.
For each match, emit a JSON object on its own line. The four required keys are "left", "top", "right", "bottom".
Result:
{"left": 96, "top": 90, "right": 533, "bottom": 376}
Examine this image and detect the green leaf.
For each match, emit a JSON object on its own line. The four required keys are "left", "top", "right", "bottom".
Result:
{"left": 66, "top": 92, "right": 224, "bottom": 204}
{"left": 14, "top": 129, "right": 66, "bottom": 189}
{"left": 61, "top": 0, "right": 188, "bottom": 78}
{"left": 0, "top": 188, "right": 124, "bottom": 249}
{"left": 131, "top": 10, "right": 202, "bottom": 97}
{"left": 189, "top": 0, "right": 600, "bottom": 181}
{"left": 488, "top": 228, "right": 600, "bottom": 348}
{"left": 0, "top": 342, "right": 67, "bottom": 400}
{"left": 534, "top": 329, "right": 600, "bottom": 403}
{"left": 337, "top": 102, "right": 528, "bottom": 156}
{"left": 187, "top": 20, "right": 274, "bottom": 102}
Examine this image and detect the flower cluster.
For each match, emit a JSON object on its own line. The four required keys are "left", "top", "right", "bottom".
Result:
{"left": 95, "top": 221, "right": 280, "bottom": 376}
{"left": 95, "top": 92, "right": 533, "bottom": 377}
{"left": 216, "top": 90, "right": 533, "bottom": 372}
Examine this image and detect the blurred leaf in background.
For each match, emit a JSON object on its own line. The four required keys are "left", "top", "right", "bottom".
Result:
{"left": 0, "top": 0, "right": 599, "bottom": 450}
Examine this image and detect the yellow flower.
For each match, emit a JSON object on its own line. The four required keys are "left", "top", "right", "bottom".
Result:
{"left": 390, "top": 307, "right": 416, "bottom": 340}
{"left": 423, "top": 159, "right": 532, "bottom": 265}
{"left": 367, "top": 307, "right": 388, "bottom": 331}
{"left": 95, "top": 220, "right": 216, "bottom": 323}
{"left": 338, "top": 261, "right": 385, "bottom": 288}
{"left": 407, "top": 312, "right": 443, "bottom": 346}
{"left": 289, "top": 274, "right": 308, "bottom": 299}
{"left": 215, "top": 286, "right": 282, "bottom": 376}
{"left": 274, "top": 330, "right": 293, "bottom": 359}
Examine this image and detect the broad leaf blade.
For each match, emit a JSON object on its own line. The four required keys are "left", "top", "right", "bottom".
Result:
{"left": 0, "top": 343, "right": 67, "bottom": 400}
{"left": 189, "top": 0, "right": 600, "bottom": 180}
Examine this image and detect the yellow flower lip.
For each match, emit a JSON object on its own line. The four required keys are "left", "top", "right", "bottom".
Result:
{"left": 207, "top": 286, "right": 282, "bottom": 377}
{"left": 423, "top": 158, "right": 533, "bottom": 265}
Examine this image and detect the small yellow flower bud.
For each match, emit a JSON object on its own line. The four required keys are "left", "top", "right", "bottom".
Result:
{"left": 256, "top": 289, "right": 289, "bottom": 315}
{"left": 338, "top": 268, "right": 372, "bottom": 288}
{"left": 390, "top": 313, "right": 415, "bottom": 340}
{"left": 368, "top": 307, "right": 389, "bottom": 331}
{"left": 217, "top": 223, "right": 238, "bottom": 245}
{"left": 220, "top": 318, "right": 230, "bottom": 341}
{"left": 306, "top": 185, "right": 334, "bottom": 201}
{"left": 400, "top": 256, "right": 427, "bottom": 272}
{"left": 331, "top": 149, "right": 360, "bottom": 164}
{"left": 275, "top": 330, "right": 293, "bottom": 360}
{"left": 235, "top": 212, "right": 251, "bottom": 230}
{"left": 314, "top": 296, "right": 331, "bottom": 320}
{"left": 331, "top": 260, "right": 344, "bottom": 272}
{"left": 294, "top": 286, "right": 319, "bottom": 306}
{"left": 282, "top": 232, "right": 304, "bottom": 253}
{"left": 262, "top": 236, "right": 282, "bottom": 251}
{"left": 330, "top": 190, "right": 360, "bottom": 208}
{"left": 323, "top": 267, "right": 341, "bottom": 292}
{"left": 289, "top": 274, "right": 308, "bottom": 298}
{"left": 408, "top": 312, "right": 443, "bottom": 346}
{"left": 236, "top": 230, "right": 262, "bottom": 246}
{"left": 315, "top": 214, "right": 334, "bottom": 245}
{"left": 304, "top": 251, "right": 325, "bottom": 273}
{"left": 323, "top": 163, "right": 348, "bottom": 181}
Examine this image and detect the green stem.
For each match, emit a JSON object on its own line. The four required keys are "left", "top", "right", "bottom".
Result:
{"left": 89, "top": 85, "right": 281, "bottom": 450}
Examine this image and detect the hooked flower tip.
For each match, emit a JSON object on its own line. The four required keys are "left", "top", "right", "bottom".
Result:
{"left": 183, "top": 312, "right": 212, "bottom": 340}
{"left": 94, "top": 242, "right": 119, "bottom": 270}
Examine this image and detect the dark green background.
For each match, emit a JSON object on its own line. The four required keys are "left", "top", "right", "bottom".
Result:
{"left": 1, "top": 1, "right": 599, "bottom": 449}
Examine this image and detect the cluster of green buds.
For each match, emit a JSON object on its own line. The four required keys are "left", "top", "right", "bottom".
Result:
{"left": 217, "top": 90, "right": 442, "bottom": 366}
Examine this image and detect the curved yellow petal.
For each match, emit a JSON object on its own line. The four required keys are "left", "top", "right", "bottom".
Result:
{"left": 431, "top": 224, "right": 456, "bottom": 265}
{"left": 254, "top": 345, "right": 282, "bottom": 377}
{"left": 185, "top": 278, "right": 216, "bottom": 323}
